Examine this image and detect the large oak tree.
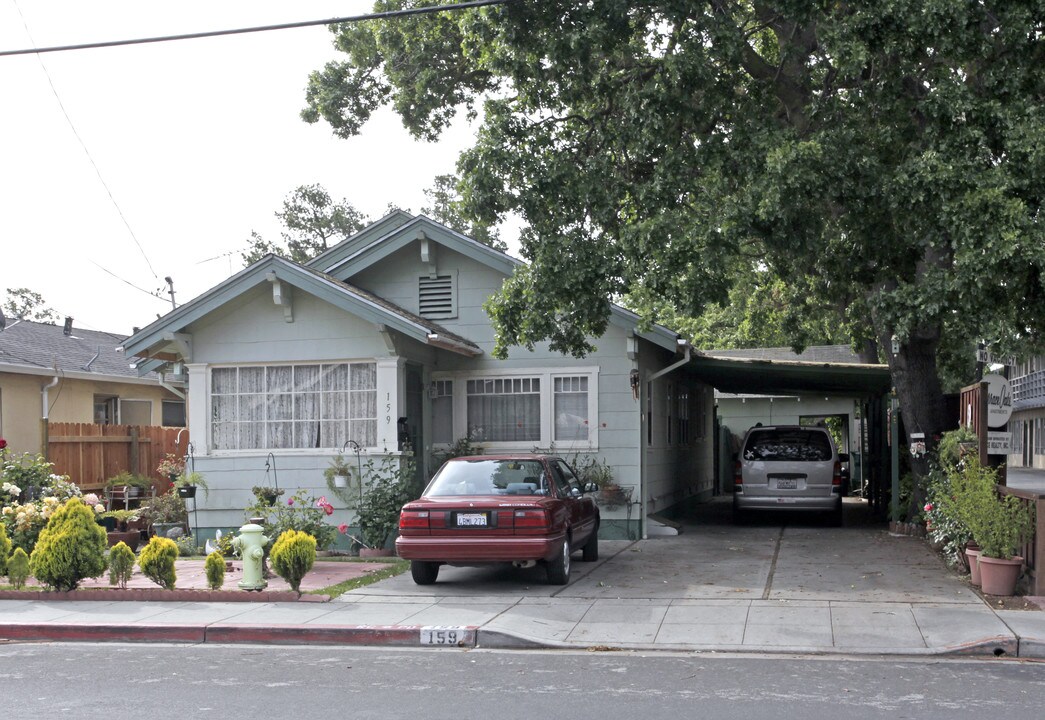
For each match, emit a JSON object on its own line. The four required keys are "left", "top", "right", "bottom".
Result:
{"left": 303, "top": 1, "right": 1045, "bottom": 473}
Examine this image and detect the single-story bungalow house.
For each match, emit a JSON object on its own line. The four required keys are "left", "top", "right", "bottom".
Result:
{"left": 121, "top": 213, "right": 716, "bottom": 544}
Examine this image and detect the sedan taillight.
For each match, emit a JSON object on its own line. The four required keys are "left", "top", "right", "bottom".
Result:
{"left": 513, "top": 509, "right": 549, "bottom": 528}
{"left": 400, "top": 510, "right": 431, "bottom": 529}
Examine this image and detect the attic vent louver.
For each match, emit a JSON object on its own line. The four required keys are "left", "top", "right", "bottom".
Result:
{"left": 418, "top": 275, "right": 456, "bottom": 319}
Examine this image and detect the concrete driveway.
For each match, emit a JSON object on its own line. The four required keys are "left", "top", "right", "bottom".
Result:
{"left": 354, "top": 497, "right": 980, "bottom": 605}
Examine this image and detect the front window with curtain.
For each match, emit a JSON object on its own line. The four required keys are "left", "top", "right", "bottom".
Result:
{"left": 466, "top": 377, "right": 540, "bottom": 442}
{"left": 211, "top": 363, "right": 377, "bottom": 450}
{"left": 554, "top": 376, "right": 589, "bottom": 441}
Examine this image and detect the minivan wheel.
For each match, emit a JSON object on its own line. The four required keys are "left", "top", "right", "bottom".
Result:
{"left": 547, "top": 538, "right": 571, "bottom": 585}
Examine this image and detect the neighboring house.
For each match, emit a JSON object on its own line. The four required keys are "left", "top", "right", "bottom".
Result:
{"left": 709, "top": 345, "right": 871, "bottom": 492}
{"left": 1009, "top": 355, "right": 1045, "bottom": 469}
{"left": 121, "top": 212, "right": 716, "bottom": 543}
{"left": 0, "top": 318, "right": 185, "bottom": 456}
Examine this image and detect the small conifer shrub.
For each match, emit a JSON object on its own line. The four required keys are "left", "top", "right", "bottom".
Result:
{"left": 138, "top": 536, "right": 178, "bottom": 589}
{"left": 8, "top": 547, "right": 30, "bottom": 589}
{"left": 204, "top": 551, "right": 226, "bottom": 590}
{"left": 270, "top": 529, "right": 317, "bottom": 593}
{"left": 108, "top": 541, "right": 136, "bottom": 589}
{"left": 0, "top": 523, "right": 11, "bottom": 576}
{"left": 28, "top": 498, "right": 107, "bottom": 591}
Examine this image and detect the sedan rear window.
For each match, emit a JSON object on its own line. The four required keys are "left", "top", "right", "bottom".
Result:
{"left": 426, "top": 459, "right": 549, "bottom": 496}
{"left": 743, "top": 429, "right": 833, "bottom": 462}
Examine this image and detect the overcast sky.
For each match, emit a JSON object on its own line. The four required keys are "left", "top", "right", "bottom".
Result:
{"left": 0, "top": 1, "right": 486, "bottom": 336}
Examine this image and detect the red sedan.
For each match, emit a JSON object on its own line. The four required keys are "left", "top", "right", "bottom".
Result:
{"left": 397, "top": 454, "right": 601, "bottom": 585}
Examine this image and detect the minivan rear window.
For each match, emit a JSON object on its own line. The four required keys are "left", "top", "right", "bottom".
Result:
{"left": 743, "top": 429, "right": 832, "bottom": 462}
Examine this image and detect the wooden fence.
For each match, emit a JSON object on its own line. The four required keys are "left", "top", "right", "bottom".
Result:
{"left": 47, "top": 423, "right": 189, "bottom": 495}
{"left": 999, "top": 486, "right": 1045, "bottom": 596}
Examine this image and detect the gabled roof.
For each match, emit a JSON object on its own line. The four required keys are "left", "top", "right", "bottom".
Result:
{"left": 0, "top": 318, "right": 144, "bottom": 380}
{"left": 120, "top": 254, "right": 481, "bottom": 364}
{"left": 314, "top": 213, "right": 682, "bottom": 354}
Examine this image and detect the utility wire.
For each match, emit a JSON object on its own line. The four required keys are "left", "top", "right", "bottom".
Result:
{"left": 11, "top": 0, "right": 160, "bottom": 280}
{"left": 90, "top": 261, "right": 168, "bottom": 303}
{"left": 0, "top": 0, "right": 516, "bottom": 57}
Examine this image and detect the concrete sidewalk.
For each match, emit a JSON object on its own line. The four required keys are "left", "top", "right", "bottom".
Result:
{"left": 2, "top": 499, "right": 1044, "bottom": 657}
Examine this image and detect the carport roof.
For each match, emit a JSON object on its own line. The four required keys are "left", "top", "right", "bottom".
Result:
{"left": 691, "top": 352, "right": 892, "bottom": 397}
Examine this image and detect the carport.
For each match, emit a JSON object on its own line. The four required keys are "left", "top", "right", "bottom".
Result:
{"left": 685, "top": 352, "right": 895, "bottom": 519}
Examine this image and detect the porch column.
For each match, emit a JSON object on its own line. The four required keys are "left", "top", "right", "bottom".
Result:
{"left": 376, "top": 357, "right": 405, "bottom": 451}
{"left": 187, "top": 363, "right": 208, "bottom": 454}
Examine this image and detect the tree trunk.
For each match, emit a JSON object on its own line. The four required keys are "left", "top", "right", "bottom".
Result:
{"left": 880, "top": 321, "right": 951, "bottom": 516}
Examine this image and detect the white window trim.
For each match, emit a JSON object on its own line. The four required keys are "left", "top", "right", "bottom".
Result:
{"left": 206, "top": 359, "right": 381, "bottom": 456}
{"left": 433, "top": 366, "right": 599, "bottom": 451}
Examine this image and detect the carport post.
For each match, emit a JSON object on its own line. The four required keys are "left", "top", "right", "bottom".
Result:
{"left": 890, "top": 394, "right": 900, "bottom": 521}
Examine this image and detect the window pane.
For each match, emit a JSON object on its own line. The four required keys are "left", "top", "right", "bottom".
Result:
{"left": 351, "top": 362, "right": 376, "bottom": 390}
{"left": 294, "top": 365, "right": 320, "bottom": 392}
{"left": 212, "top": 368, "right": 237, "bottom": 394}
{"left": 432, "top": 395, "right": 453, "bottom": 444}
{"left": 554, "top": 376, "right": 589, "bottom": 442}
{"left": 267, "top": 366, "right": 293, "bottom": 392}
{"left": 239, "top": 367, "right": 264, "bottom": 393}
{"left": 322, "top": 364, "right": 349, "bottom": 392}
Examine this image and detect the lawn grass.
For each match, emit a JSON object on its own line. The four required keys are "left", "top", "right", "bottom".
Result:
{"left": 308, "top": 558, "right": 409, "bottom": 597}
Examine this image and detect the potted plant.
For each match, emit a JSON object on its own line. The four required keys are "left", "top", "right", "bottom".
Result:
{"left": 102, "top": 509, "right": 143, "bottom": 550}
{"left": 252, "top": 485, "right": 285, "bottom": 506}
{"left": 952, "top": 455, "right": 1035, "bottom": 596}
{"left": 156, "top": 453, "right": 185, "bottom": 483}
{"left": 104, "top": 471, "right": 154, "bottom": 500}
{"left": 142, "top": 490, "right": 187, "bottom": 539}
{"left": 324, "top": 454, "right": 354, "bottom": 489}
{"left": 173, "top": 471, "right": 208, "bottom": 499}
{"left": 576, "top": 456, "right": 628, "bottom": 508}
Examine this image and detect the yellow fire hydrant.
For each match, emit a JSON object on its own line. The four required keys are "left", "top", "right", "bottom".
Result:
{"left": 232, "top": 523, "right": 271, "bottom": 591}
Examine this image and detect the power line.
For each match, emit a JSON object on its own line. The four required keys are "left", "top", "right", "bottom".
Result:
{"left": 0, "top": 0, "right": 516, "bottom": 57}
{"left": 89, "top": 261, "right": 167, "bottom": 303}
{"left": 12, "top": 0, "right": 160, "bottom": 280}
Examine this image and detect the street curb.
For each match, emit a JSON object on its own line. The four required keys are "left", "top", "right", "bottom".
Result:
{"left": 202, "top": 624, "right": 479, "bottom": 647}
{"left": 0, "top": 589, "right": 330, "bottom": 603}
{"left": 0, "top": 624, "right": 205, "bottom": 644}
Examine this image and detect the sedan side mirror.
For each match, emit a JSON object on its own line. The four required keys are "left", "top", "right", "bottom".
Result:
{"left": 583, "top": 482, "right": 599, "bottom": 494}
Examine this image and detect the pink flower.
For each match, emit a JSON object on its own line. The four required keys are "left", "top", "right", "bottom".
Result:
{"left": 0, "top": 438, "right": 7, "bottom": 449}
{"left": 287, "top": 498, "right": 294, "bottom": 505}
{"left": 316, "top": 496, "right": 334, "bottom": 515}
{"left": 924, "top": 502, "right": 933, "bottom": 512}
{"left": 338, "top": 523, "right": 349, "bottom": 534}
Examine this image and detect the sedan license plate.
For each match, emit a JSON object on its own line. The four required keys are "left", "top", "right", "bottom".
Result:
{"left": 456, "top": 512, "right": 488, "bottom": 527}
{"left": 776, "top": 478, "right": 798, "bottom": 490}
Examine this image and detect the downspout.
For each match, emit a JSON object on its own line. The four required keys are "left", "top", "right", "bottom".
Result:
{"left": 641, "top": 340, "right": 692, "bottom": 540}
{"left": 41, "top": 374, "right": 59, "bottom": 459}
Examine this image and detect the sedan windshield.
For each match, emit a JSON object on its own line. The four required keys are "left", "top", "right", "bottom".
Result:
{"left": 425, "top": 459, "right": 549, "bottom": 497}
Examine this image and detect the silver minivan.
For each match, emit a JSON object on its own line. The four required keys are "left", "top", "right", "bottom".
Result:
{"left": 733, "top": 425, "right": 846, "bottom": 524}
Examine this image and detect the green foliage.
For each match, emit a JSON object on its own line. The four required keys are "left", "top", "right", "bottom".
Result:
{"left": 28, "top": 498, "right": 108, "bottom": 591}
{"left": 7, "top": 547, "right": 29, "bottom": 589}
{"left": 246, "top": 490, "right": 338, "bottom": 551}
{"left": 429, "top": 434, "right": 484, "bottom": 479}
{"left": 174, "top": 535, "right": 198, "bottom": 557}
{"left": 104, "top": 471, "right": 154, "bottom": 490}
{"left": 2, "top": 455, "right": 89, "bottom": 554}
{"left": 2, "top": 287, "right": 59, "bottom": 323}
{"left": 572, "top": 455, "right": 614, "bottom": 489}
{"left": 242, "top": 184, "right": 369, "bottom": 265}
{"left": 352, "top": 451, "right": 420, "bottom": 549}
{"left": 0, "top": 522, "right": 9, "bottom": 575}
{"left": 937, "top": 426, "right": 978, "bottom": 470}
{"left": 204, "top": 551, "right": 226, "bottom": 591}
{"left": 173, "top": 472, "right": 208, "bottom": 497}
{"left": 108, "top": 541, "right": 136, "bottom": 589}
{"left": 305, "top": 1, "right": 1045, "bottom": 465}
{"left": 924, "top": 465, "right": 973, "bottom": 567}
{"left": 142, "top": 491, "right": 187, "bottom": 525}
{"left": 947, "top": 455, "right": 1035, "bottom": 560}
{"left": 138, "top": 536, "right": 178, "bottom": 590}
{"left": 421, "top": 174, "right": 505, "bottom": 251}
{"left": 270, "top": 529, "right": 317, "bottom": 593}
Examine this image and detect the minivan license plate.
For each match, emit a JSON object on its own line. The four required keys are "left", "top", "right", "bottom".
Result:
{"left": 776, "top": 478, "right": 798, "bottom": 490}
{"left": 457, "top": 512, "right": 487, "bottom": 527}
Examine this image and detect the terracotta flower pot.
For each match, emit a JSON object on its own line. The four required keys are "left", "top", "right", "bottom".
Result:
{"left": 358, "top": 547, "right": 393, "bottom": 558}
{"left": 966, "top": 547, "right": 982, "bottom": 587}
{"left": 978, "top": 555, "right": 1024, "bottom": 596}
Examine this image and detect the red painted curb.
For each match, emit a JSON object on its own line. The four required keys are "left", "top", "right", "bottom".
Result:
{"left": 0, "top": 624, "right": 205, "bottom": 644}
{"left": 204, "top": 624, "right": 478, "bottom": 647}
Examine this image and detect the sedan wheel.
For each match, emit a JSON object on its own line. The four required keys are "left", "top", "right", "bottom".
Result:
{"left": 581, "top": 530, "right": 598, "bottom": 562}
{"left": 546, "top": 537, "right": 571, "bottom": 585}
{"left": 410, "top": 560, "right": 440, "bottom": 585}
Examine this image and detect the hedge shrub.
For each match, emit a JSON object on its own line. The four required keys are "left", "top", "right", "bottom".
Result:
{"left": 270, "top": 529, "right": 316, "bottom": 593}
{"left": 0, "top": 523, "right": 11, "bottom": 576}
{"left": 139, "top": 536, "right": 178, "bottom": 589}
{"left": 28, "top": 498, "right": 107, "bottom": 591}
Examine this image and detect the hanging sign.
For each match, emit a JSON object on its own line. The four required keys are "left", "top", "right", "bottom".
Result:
{"left": 987, "top": 432, "right": 1012, "bottom": 455}
{"left": 982, "top": 374, "right": 1013, "bottom": 428}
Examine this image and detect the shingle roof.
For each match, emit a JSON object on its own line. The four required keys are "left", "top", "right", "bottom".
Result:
{"left": 0, "top": 319, "right": 137, "bottom": 377}
{"left": 707, "top": 345, "right": 866, "bottom": 364}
